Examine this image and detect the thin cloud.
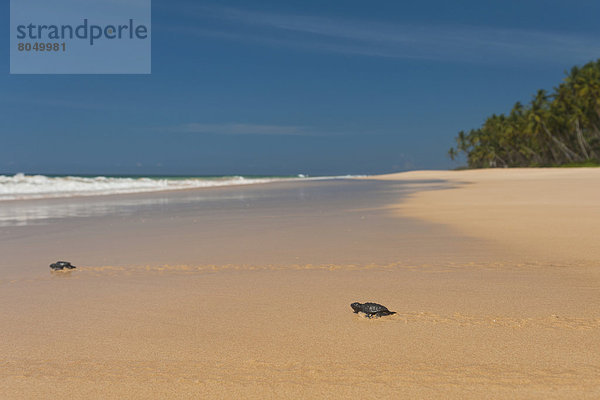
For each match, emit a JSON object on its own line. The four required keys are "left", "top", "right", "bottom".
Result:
{"left": 167, "top": 122, "right": 358, "bottom": 136}
{"left": 0, "top": 95, "right": 104, "bottom": 111}
{"left": 175, "top": 123, "right": 309, "bottom": 136}
{"left": 166, "top": 6, "right": 600, "bottom": 64}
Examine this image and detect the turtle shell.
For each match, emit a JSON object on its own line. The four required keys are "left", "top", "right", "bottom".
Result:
{"left": 50, "top": 261, "right": 76, "bottom": 270}
{"left": 351, "top": 302, "right": 391, "bottom": 314}
{"left": 361, "top": 302, "right": 390, "bottom": 314}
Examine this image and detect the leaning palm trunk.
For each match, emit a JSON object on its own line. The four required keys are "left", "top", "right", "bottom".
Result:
{"left": 542, "top": 123, "right": 578, "bottom": 162}
{"left": 521, "top": 145, "right": 544, "bottom": 165}
{"left": 575, "top": 119, "right": 591, "bottom": 159}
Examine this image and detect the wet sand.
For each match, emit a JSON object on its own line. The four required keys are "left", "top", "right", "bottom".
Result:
{"left": 1, "top": 173, "right": 599, "bottom": 398}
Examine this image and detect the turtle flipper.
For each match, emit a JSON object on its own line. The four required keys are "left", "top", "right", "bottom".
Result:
{"left": 374, "top": 311, "right": 396, "bottom": 318}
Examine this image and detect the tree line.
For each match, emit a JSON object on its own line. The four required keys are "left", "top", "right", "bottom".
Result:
{"left": 449, "top": 60, "right": 600, "bottom": 168}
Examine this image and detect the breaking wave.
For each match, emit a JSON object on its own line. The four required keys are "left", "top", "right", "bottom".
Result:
{"left": 0, "top": 173, "right": 355, "bottom": 201}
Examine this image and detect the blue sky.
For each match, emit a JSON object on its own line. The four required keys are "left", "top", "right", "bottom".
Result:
{"left": 2, "top": 0, "right": 600, "bottom": 175}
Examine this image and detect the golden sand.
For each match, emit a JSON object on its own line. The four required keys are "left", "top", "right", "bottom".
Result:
{"left": 1, "top": 170, "right": 599, "bottom": 399}
{"left": 374, "top": 168, "right": 600, "bottom": 264}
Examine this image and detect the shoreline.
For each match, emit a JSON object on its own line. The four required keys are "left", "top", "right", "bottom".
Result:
{"left": 0, "top": 174, "right": 362, "bottom": 203}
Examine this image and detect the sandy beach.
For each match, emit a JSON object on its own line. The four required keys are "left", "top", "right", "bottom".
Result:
{"left": 1, "top": 170, "right": 599, "bottom": 399}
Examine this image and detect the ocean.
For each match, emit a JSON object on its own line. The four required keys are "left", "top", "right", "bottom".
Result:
{"left": 0, "top": 173, "right": 359, "bottom": 201}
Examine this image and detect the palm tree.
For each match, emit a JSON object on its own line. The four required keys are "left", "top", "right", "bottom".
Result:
{"left": 450, "top": 59, "right": 600, "bottom": 168}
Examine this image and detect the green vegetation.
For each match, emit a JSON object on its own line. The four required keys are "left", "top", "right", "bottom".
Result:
{"left": 449, "top": 60, "right": 600, "bottom": 168}
{"left": 557, "top": 160, "right": 600, "bottom": 168}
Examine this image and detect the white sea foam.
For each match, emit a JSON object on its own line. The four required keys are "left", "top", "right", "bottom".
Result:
{"left": 0, "top": 173, "right": 359, "bottom": 201}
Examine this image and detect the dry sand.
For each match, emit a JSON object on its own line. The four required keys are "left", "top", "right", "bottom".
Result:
{"left": 374, "top": 168, "right": 600, "bottom": 264}
{"left": 1, "top": 171, "right": 599, "bottom": 399}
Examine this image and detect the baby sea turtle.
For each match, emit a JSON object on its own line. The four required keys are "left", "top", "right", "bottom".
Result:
{"left": 351, "top": 302, "right": 396, "bottom": 318}
{"left": 50, "top": 261, "right": 76, "bottom": 271}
